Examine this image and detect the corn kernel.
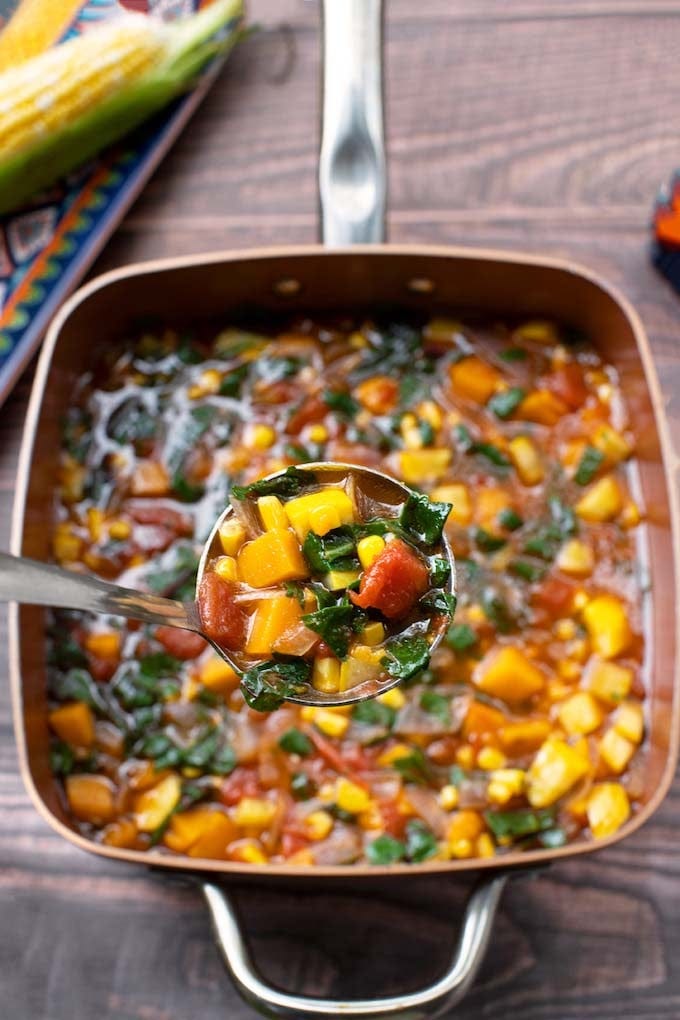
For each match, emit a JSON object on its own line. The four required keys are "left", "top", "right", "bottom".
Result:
{"left": 285, "top": 488, "right": 355, "bottom": 540}
{"left": 584, "top": 657, "right": 633, "bottom": 706}
{"left": 336, "top": 778, "right": 372, "bottom": 814}
{"left": 508, "top": 435, "right": 544, "bottom": 486}
{"left": 613, "top": 700, "right": 644, "bottom": 744}
{"left": 450, "top": 838, "right": 474, "bottom": 859}
{"left": 363, "top": 621, "right": 386, "bottom": 647}
{"left": 53, "top": 526, "right": 82, "bottom": 563}
{"left": 448, "top": 810, "right": 484, "bottom": 844}
{"left": 84, "top": 631, "right": 121, "bottom": 660}
{"left": 187, "top": 384, "right": 203, "bottom": 400}
{"left": 308, "top": 707, "right": 349, "bottom": 738}
{"left": 476, "top": 833, "right": 496, "bottom": 858}
{"left": 417, "top": 401, "right": 443, "bottom": 431}
{"left": 214, "top": 556, "right": 239, "bottom": 582}
{"left": 556, "top": 539, "right": 594, "bottom": 578}
{"left": 349, "top": 331, "right": 367, "bottom": 348}
{"left": 200, "top": 369, "right": 222, "bottom": 394}
{"left": 358, "top": 805, "right": 383, "bottom": 830}
{"left": 357, "top": 535, "right": 386, "bottom": 570}
{"left": 378, "top": 686, "right": 404, "bottom": 710}
{"left": 377, "top": 743, "right": 414, "bottom": 767}
{"left": 477, "top": 747, "right": 507, "bottom": 771}
{"left": 233, "top": 797, "right": 277, "bottom": 829}
{"left": 620, "top": 501, "right": 641, "bottom": 529}
{"left": 487, "top": 768, "right": 526, "bottom": 806}
{"left": 219, "top": 520, "right": 246, "bottom": 556}
{"left": 599, "top": 728, "right": 635, "bottom": 774}
{"left": 86, "top": 507, "right": 104, "bottom": 542}
{"left": 587, "top": 782, "right": 630, "bottom": 839}
{"left": 455, "top": 745, "right": 475, "bottom": 769}
{"left": 554, "top": 618, "right": 577, "bottom": 641}
{"left": 109, "top": 519, "right": 131, "bottom": 541}
{"left": 182, "top": 766, "right": 201, "bottom": 779}
{"left": 312, "top": 658, "right": 341, "bottom": 694}
{"left": 237, "top": 841, "right": 268, "bottom": 864}
{"left": 246, "top": 424, "right": 277, "bottom": 450}
{"left": 304, "top": 810, "right": 334, "bottom": 840}
{"left": 439, "top": 784, "right": 460, "bottom": 810}
{"left": 257, "top": 495, "right": 288, "bottom": 531}
{"left": 308, "top": 424, "right": 328, "bottom": 443}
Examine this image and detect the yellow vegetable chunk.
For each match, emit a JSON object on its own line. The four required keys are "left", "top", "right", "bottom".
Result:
{"left": 187, "top": 810, "right": 238, "bottom": 859}
{"left": 232, "top": 797, "right": 277, "bottom": 829}
{"left": 102, "top": 818, "right": 138, "bottom": 849}
{"left": 312, "top": 657, "right": 341, "bottom": 693}
{"left": 527, "top": 737, "right": 590, "bottom": 808}
{"left": 201, "top": 656, "right": 239, "bottom": 694}
{"left": 439, "top": 784, "right": 460, "bottom": 810}
{"left": 582, "top": 595, "right": 631, "bottom": 659}
{"left": 304, "top": 810, "right": 334, "bottom": 840}
{"left": 487, "top": 769, "right": 526, "bottom": 805}
{"left": 66, "top": 774, "right": 116, "bottom": 824}
{"left": 508, "top": 435, "right": 545, "bottom": 486}
{"left": 399, "top": 449, "right": 452, "bottom": 485}
{"left": 475, "top": 486, "right": 511, "bottom": 529}
{"left": 48, "top": 701, "right": 95, "bottom": 748}
{"left": 257, "top": 495, "right": 288, "bottom": 531}
{"left": 586, "top": 782, "right": 630, "bottom": 839}
{"left": 575, "top": 475, "right": 623, "bottom": 522}
{"left": 449, "top": 356, "right": 502, "bottom": 403}
{"left": 237, "top": 528, "right": 307, "bottom": 587}
{"left": 324, "top": 568, "right": 361, "bottom": 590}
{"left": 284, "top": 488, "right": 354, "bottom": 540}
{"left": 474, "top": 645, "right": 545, "bottom": 704}
{"left": 134, "top": 774, "right": 181, "bottom": 832}
{"left": 245, "top": 595, "right": 302, "bottom": 656}
{"left": 336, "top": 778, "right": 372, "bottom": 814}
{"left": 84, "top": 631, "right": 121, "bottom": 659}
{"left": 447, "top": 810, "right": 485, "bottom": 846}
{"left": 164, "top": 805, "right": 236, "bottom": 855}
{"left": 599, "top": 727, "right": 635, "bottom": 774}
{"left": 517, "top": 389, "right": 568, "bottom": 426}
{"left": 214, "top": 555, "right": 238, "bottom": 582}
{"left": 592, "top": 424, "right": 632, "bottom": 465}
{"left": 430, "top": 484, "right": 472, "bottom": 526}
{"left": 377, "top": 742, "right": 413, "bottom": 767}
{"left": 219, "top": 519, "right": 247, "bottom": 556}
{"left": 556, "top": 539, "right": 594, "bottom": 578}
{"left": 613, "top": 700, "right": 644, "bottom": 744}
{"left": 515, "top": 320, "right": 558, "bottom": 344}
{"left": 499, "top": 719, "right": 552, "bottom": 755}
{"left": 357, "top": 535, "right": 386, "bottom": 569}
{"left": 130, "top": 459, "right": 169, "bottom": 496}
{"left": 477, "top": 747, "right": 507, "bottom": 771}
{"left": 558, "top": 692, "right": 603, "bottom": 736}
{"left": 583, "top": 657, "right": 633, "bottom": 706}
{"left": 363, "top": 621, "right": 386, "bottom": 647}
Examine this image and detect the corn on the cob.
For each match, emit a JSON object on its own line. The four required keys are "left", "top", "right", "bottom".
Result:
{"left": 0, "top": 0, "right": 243, "bottom": 213}
{"left": 0, "top": 0, "right": 84, "bottom": 72}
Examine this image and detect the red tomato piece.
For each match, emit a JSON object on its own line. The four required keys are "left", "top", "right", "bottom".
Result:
{"left": 218, "top": 767, "right": 262, "bottom": 806}
{"left": 377, "top": 798, "right": 408, "bottom": 839}
{"left": 155, "top": 625, "right": 208, "bottom": 661}
{"left": 532, "top": 576, "right": 576, "bottom": 616}
{"left": 88, "top": 655, "right": 118, "bottom": 683}
{"left": 350, "top": 539, "right": 429, "bottom": 619}
{"left": 547, "top": 363, "right": 588, "bottom": 410}
{"left": 197, "top": 573, "right": 247, "bottom": 651}
{"left": 128, "top": 504, "right": 193, "bottom": 535}
{"left": 285, "top": 395, "right": 328, "bottom": 435}
{"left": 281, "top": 829, "right": 311, "bottom": 857}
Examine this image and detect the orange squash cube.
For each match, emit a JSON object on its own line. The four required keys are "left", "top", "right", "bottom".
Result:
{"left": 48, "top": 701, "right": 95, "bottom": 748}
{"left": 246, "top": 596, "right": 303, "bottom": 656}
{"left": 473, "top": 646, "right": 545, "bottom": 704}
{"left": 449, "top": 356, "right": 502, "bottom": 403}
{"left": 66, "top": 774, "right": 116, "bottom": 824}
{"left": 237, "top": 528, "right": 307, "bottom": 588}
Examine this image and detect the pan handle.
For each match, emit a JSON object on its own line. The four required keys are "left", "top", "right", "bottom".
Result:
{"left": 319, "top": 0, "right": 386, "bottom": 246}
{"left": 200, "top": 872, "right": 507, "bottom": 1019}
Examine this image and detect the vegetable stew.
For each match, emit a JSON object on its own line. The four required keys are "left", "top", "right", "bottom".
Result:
{"left": 48, "top": 315, "right": 646, "bottom": 864}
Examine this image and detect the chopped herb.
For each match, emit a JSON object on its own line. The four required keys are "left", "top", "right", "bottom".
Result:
{"left": 302, "top": 532, "right": 329, "bottom": 573}
{"left": 445, "top": 623, "right": 478, "bottom": 652}
{"left": 284, "top": 582, "right": 306, "bottom": 606}
{"left": 290, "top": 771, "right": 316, "bottom": 800}
{"left": 429, "top": 556, "right": 451, "bottom": 587}
{"left": 352, "top": 700, "right": 397, "bottom": 729}
{"left": 472, "top": 442, "right": 511, "bottom": 468}
{"left": 382, "top": 635, "right": 431, "bottom": 681}
{"left": 549, "top": 496, "right": 577, "bottom": 537}
{"left": 50, "top": 741, "right": 75, "bottom": 776}
{"left": 279, "top": 728, "right": 314, "bottom": 756}
{"left": 418, "top": 420, "right": 435, "bottom": 446}
{"left": 473, "top": 527, "right": 507, "bottom": 553}
{"left": 51, "top": 668, "right": 108, "bottom": 714}
{"left": 485, "top": 807, "right": 556, "bottom": 839}
{"left": 303, "top": 529, "right": 356, "bottom": 574}
{"left": 240, "top": 660, "right": 312, "bottom": 712}
{"left": 419, "top": 590, "right": 457, "bottom": 616}
{"left": 481, "top": 587, "right": 514, "bottom": 633}
{"left": 499, "top": 347, "right": 527, "bottom": 361}
{"left": 139, "top": 652, "right": 182, "bottom": 680}
{"left": 172, "top": 474, "right": 205, "bottom": 503}
{"left": 367, "top": 833, "right": 406, "bottom": 865}
{"left": 405, "top": 820, "right": 438, "bottom": 862}
{"left": 498, "top": 508, "right": 523, "bottom": 531}
{"left": 487, "top": 387, "right": 525, "bottom": 419}
{"left": 323, "top": 389, "right": 359, "bottom": 417}
{"left": 232, "top": 466, "right": 313, "bottom": 501}
{"left": 302, "top": 603, "right": 356, "bottom": 659}
{"left": 218, "top": 363, "right": 249, "bottom": 397}
{"left": 510, "top": 559, "right": 546, "bottom": 582}
{"left": 399, "top": 491, "right": 452, "bottom": 545}
{"left": 574, "top": 445, "right": 604, "bottom": 486}
{"left": 391, "top": 746, "right": 432, "bottom": 785}
{"left": 48, "top": 632, "right": 88, "bottom": 671}
{"left": 420, "top": 690, "right": 450, "bottom": 726}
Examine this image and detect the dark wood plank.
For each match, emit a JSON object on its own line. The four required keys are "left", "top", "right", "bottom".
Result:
{"left": 3, "top": 1, "right": 680, "bottom": 1017}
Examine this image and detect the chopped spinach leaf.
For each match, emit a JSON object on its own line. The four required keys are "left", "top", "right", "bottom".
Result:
{"left": 485, "top": 807, "right": 556, "bottom": 839}
{"left": 302, "top": 604, "right": 356, "bottom": 659}
{"left": 445, "top": 623, "right": 478, "bottom": 652}
{"left": 279, "top": 728, "right": 314, "bottom": 756}
{"left": 420, "top": 690, "right": 450, "bottom": 726}
{"left": 399, "top": 491, "right": 452, "bottom": 546}
{"left": 405, "top": 819, "right": 438, "bottom": 862}
{"left": 232, "top": 466, "right": 313, "bottom": 501}
{"left": 498, "top": 508, "right": 523, "bottom": 531}
{"left": 50, "top": 741, "right": 75, "bottom": 776}
{"left": 487, "top": 387, "right": 525, "bottom": 420}
{"left": 219, "top": 363, "right": 249, "bottom": 397}
{"left": 367, "top": 833, "right": 406, "bottom": 865}
{"left": 382, "top": 635, "right": 431, "bottom": 681}
{"left": 499, "top": 347, "right": 527, "bottom": 361}
{"left": 323, "top": 389, "right": 359, "bottom": 417}
{"left": 51, "top": 668, "right": 108, "bottom": 714}
{"left": 391, "top": 746, "right": 432, "bottom": 785}
{"left": 574, "top": 445, "right": 604, "bottom": 486}
{"left": 429, "top": 556, "right": 451, "bottom": 587}
{"left": 419, "top": 590, "right": 457, "bottom": 616}
{"left": 241, "top": 660, "right": 312, "bottom": 712}
{"left": 473, "top": 527, "right": 507, "bottom": 553}
{"left": 481, "top": 587, "right": 514, "bottom": 633}
{"left": 510, "top": 559, "right": 546, "bottom": 583}
{"left": 352, "top": 700, "right": 397, "bottom": 729}
{"left": 283, "top": 582, "right": 306, "bottom": 606}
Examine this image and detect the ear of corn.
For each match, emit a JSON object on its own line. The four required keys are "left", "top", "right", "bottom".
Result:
{"left": 0, "top": 0, "right": 243, "bottom": 213}
{"left": 0, "top": 0, "right": 84, "bottom": 72}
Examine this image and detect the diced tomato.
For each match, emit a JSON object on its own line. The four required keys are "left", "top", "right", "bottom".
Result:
{"left": 340, "top": 743, "right": 379, "bottom": 773}
{"left": 281, "top": 830, "right": 311, "bottom": 857}
{"left": 218, "top": 767, "right": 262, "bottom": 806}
{"left": 131, "top": 525, "right": 175, "bottom": 555}
{"left": 285, "top": 395, "right": 328, "bottom": 434}
{"left": 197, "top": 573, "right": 247, "bottom": 650}
{"left": 314, "top": 641, "right": 335, "bottom": 659}
{"left": 155, "top": 625, "right": 208, "bottom": 660}
{"left": 308, "top": 729, "right": 348, "bottom": 774}
{"left": 547, "top": 363, "right": 588, "bottom": 410}
{"left": 377, "top": 798, "right": 408, "bottom": 839}
{"left": 356, "top": 376, "right": 399, "bottom": 415}
{"left": 532, "top": 576, "right": 576, "bottom": 616}
{"left": 88, "top": 654, "right": 118, "bottom": 683}
{"left": 350, "top": 539, "right": 429, "bottom": 619}
{"left": 426, "top": 736, "right": 459, "bottom": 766}
{"left": 128, "top": 504, "right": 193, "bottom": 535}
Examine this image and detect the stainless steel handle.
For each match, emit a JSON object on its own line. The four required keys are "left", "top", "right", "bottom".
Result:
{"left": 319, "top": 0, "right": 386, "bottom": 246}
{"left": 0, "top": 551, "right": 199, "bottom": 631}
{"left": 201, "top": 873, "right": 507, "bottom": 1019}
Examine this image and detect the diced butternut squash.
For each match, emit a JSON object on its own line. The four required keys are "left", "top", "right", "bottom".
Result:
{"left": 237, "top": 528, "right": 307, "bottom": 587}
{"left": 399, "top": 449, "right": 451, "bottom": 485}
{"left": 557, "top": 692, "right": 603, "bottom": 736}
{"left": 517, "top": 389, "right": 568, "bottom": 426}
{"left": 499, "top": 719, "right": 552, "bottom": 755}
{"left": 430, "top": 484, "right": 472, "bottom": 526}
{"left": 584, "top": 657, "right": 633, "bottom": 706}
{"left": 449, "top": 356, "right": 502, "bottom": 403}
{"left": 48, "top": 701, "right": 95, "bottom": 748}
{"left": 462, "top": 700, "right": 507, "bottom": 742}
{"left": 164, "top": 806, "right": 236, "bottom": 858}
{"left": 473, "top": 646, "right": 545, "bottom": 704}
{"left": 556, "top": 539, "right": 594, "bottom": 578}
{"left": 134, "top": 774, "right": 181, "bottom": 832}
{"left": 66, "top": 774, "right": 116, "bottom": 824}
{"left": 586, "top": 782, "right": 630, "bottom": 838}
{"left": 355, "top": 375, "right": 399, "bottom": 414}
{"left": 245, "top": 595, "right": 302, "bottom": 657}
{"left": 474, "top": 486, "right": 511, "bottom": 530}
{"left": 582, "top": 595, "right": 631, "bottom": 659}
{"left": 508, "top": 436, "right": 545, "bottom": 486}
{"left": 527, "top": 737, "right": 590, "bottom": 808}
{"left": 84, "top": 631, "right": 121, "bottom": 660}
{"left": 592, "top": 424, "right": 632, "bottom": 465}
{"left": 447, "top": 810, "right": 485, "bottom": 846}
{"left": 101, "top": 818, "right": 138, "bottom": 849}
{"left": 232, "top": 797, "right": 277, "bottom": 830}
{"left": 219, "top": 519, "right": 247, "bottom": 556}
{"left": 598, "top": 727, "right": 635, "bottom": 774}
{"left": 284, "top": 488, "right": 354, "bottom": 540}
{"left": 201, "top": 656, "right": 239, "bottom": 694}
{"left": 613, "top": 700, "right": 644, "bottom": 744}
{"left": 575, "top": 475, "right": 623, "bottom": 522}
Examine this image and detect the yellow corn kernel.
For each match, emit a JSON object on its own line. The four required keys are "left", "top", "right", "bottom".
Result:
{"left": 53, "top": 525, "right": 83, "bottom": 564}
{"left": 476, "top": 833, "right": 496, "bottom": 859}
{"left": 378, "top": 686, "right": 404, "bottom": 710}
{"left": 399, "top": 449, "right": 452, "bottom": 485}
{"left": 308, "top": 424, "right": 328, "bottom": 443}
{"left": 447, "top": 810, "right": 484, "bottom": 845}
{"left": 108, "top": 519, "right": 131, "bottom": 541}
{"left": 200, "top": 369, "right": 222, "bottom": 394}
{"left": 134, "top": 775, "right": 181, "bottom": 832}
{"left": 575, "top": 476, "right": 623, "bottom": 523}
{"left": 214, "top": 555, "right": 239, "bottom": 583}
{"left": 312, "top": 658, "right": 341, "bottom": 694}
{"left": 430, "top": 483, "right": 472, "bottom": 527}
{"left": 357, "top": 535, "right": 386, "bottom": 569}
{"left": 377, "top": 743, "right": 414, "bottom": 767}
{"left": 439, "top": 784, "right": 460, "bottom": 810}
{"left": 455, "top": 745, "right": 475, "bottom": 768}
{"left": 219, "top": 520, "right": 247, "bottom": 556}
{"left": 558, "top": 691, "right": 603, "bottom": 736}
{"left": 508, "top": 436, "right": 545, "bottom": 486}
{"left": 234, "top": 840, "right": 268, "bottom": 864}
{"left": 584, "top": 657, "right": 633, "bottom": 706}
{"left": 363, "top": 621, "right": 386, "bottom": 647}
{"left": 554, "top": 618, "right": 577, "bottom": 641}
{"left": 487, "top": 769, "right": 526, "bottom": 805}
{"left": 86, "top": 507, "right": 104, "bottom": 542}
{"left": 620, "top": 501, "right": 641, "bottom": 529}
{"left": 285, "top": 488, "right": 355, "bottom": 540}
{"left": 477, "top": 747, "right": 507, "bottom": 771}
{"left": 466, "top": 604, "right": 485, "bottom": 625}
{"left": 474, "top": 645, "right": 545, "bottom": 704}
{"left": 515, "top": 320, "right": 558, "bottom": 344}
{"left": 84, "top": 631, "right": 121, "bottom": 660}
{"left": 187, "top": 384, "right": 203, "bottom": 400}
{"left": 613, "top": 700, "right": 644, "bottom": 744}
{"left": 336, "top": 778, "right": 372, "bottom": 814}
{"left": 324, "top": 569, "right": 361, "bottom": 590}
{"left": 592, "top": 424, "right": 632, "bottom": 465}
{"left": 450, "top": 838, "right": 474, "bottom": 859}
{"left": 307, "top": 707, "right": 350, "bottom": 739}
{"left": 556, "top": 539, "right": 594, "bottom": 578}
{"left": 582, "top": 595, "right": 631, "bottom": 659}
{"left": 349, "top": 331, "right": 367, "bottom": 348}
{"left": 599, "top": 728, "right": 635, "bottom": 774}
{"left": 257, "top": 495, "right": 288, "bottom": 531}
{"left": 527, "top": 737, "right": 590, "bottom": 808}
{"left": 232, "top": 797, "right": 277, "bottom": 830}
{"left": 246, "top": 423, "right": 276, "bottom": 450}
{"left": 417, "top": 401, "right": 444, "bottom": 431}
{"left": 572, "top": 589, "right": 589, "bottom": 612}
{"left": 586, "top": 782, "right": 630, "bottom": 839}
{"left": 304, "top": 810, "right": 334, "bottom": 841}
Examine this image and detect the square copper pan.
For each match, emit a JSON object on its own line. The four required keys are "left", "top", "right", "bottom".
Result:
{"left": 10, "top": 244, "right": 680, "bottom": 878}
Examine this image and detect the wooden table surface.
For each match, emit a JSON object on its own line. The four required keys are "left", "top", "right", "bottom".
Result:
{"left": 4, "top": 2, "right": 680, "bottom": 1017}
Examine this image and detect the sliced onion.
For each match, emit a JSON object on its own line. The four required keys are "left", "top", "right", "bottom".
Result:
{"left": 404, "top": 785, "right": 449, "bottom": 838}
{"left": 272, "top": 621, "right": 320, "bottom": 657}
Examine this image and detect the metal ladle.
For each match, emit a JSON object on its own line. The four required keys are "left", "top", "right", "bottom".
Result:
{"left": 0, "top": 463, "right": 454, "bottom": 706}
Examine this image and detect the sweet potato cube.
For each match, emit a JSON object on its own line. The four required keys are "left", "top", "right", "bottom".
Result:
{"left": 237, "top": 528, "right": 307, "bottom": 587}
{"left": 449, "top": 356, "right": 502, "bottom": 403}
{"left": 582, "top": 595, "right": 631, "bottom": 659}
{"left": 462, "top": 700, "right": 507, "bottom": 742}
{"left": 586, "top": 782, "right": 630, "bottom": 839}
{"left": 48, "top": 701, "right": 95, "bottom": 748}
{"left": 575, "top": 475, "right": 623, "bottom": 522}
{"left": 101, "top": 818, "right": 138, "bottom": 849}
{"left": 527, "top": 737, "right": 590, "bottom": 807}
{"left": 598, "top": 728, "right": 635, "bottom": 774}
{"left": 583, "top": 657, "right": 633, "bottom": 706}
{"left": 517, "top": 389, "right": 568, "bottom": 426}
{"left": 134, "top": 774, "right": 181, "bottom": 832}
{"left": 558, "top": 692, "right": 603, "bottom": 736}
{"left": 499, "top": 719, "right": 552, "bottom": 755}
{"left": 284, "top": 489, "right": 354, "bottom": 540}
{"left": 165, "top": 806, "right": 236, "bottom": 858}
{"left": 246, "top": 596, "right": 302, "bottom": 656}
{"left": 66, "top": 774, "right": 116, "bottom": 824}
{"left": 474, "top": 646, "right": 545, "bottom": 704}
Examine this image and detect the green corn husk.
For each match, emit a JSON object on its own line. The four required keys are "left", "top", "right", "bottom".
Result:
{"left": 0, "top": 0, "right": 244, "bottom": 214}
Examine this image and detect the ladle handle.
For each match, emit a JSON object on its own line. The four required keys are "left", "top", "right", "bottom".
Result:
{"left": 0, "top": 551, "right": 199, "bottom": 631}
{"left": 319, "top": 0, "right": 386, "bottom": 246}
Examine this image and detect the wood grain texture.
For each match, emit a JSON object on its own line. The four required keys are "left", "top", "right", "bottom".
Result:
{"left": 4, "top": 1, "right": 680, "bottom": 1016}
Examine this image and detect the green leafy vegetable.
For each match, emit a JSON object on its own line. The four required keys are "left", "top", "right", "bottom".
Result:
{"left": 219, "top": 363, "right": 249, "bottom": 397}
{"left": 473, "top": 527, "right": 507, "bottom": 553}
{"left": 352, "top": 700, "right": 397, "bottom": 729}
{"left": 290, "top": 772, "right": 316, "bottom": 800}
{"left": 323, "top": 389, "right": 359, "bottom": 417}
{"left": 382, "top": 635, "right": 431, "bottom": 681}
{"left": 510, "top": 559, "right": 546, "bottom": 582}
{"left": 499, "top": 347, "right": 527, "bottom": 361}
{"left": 498, "top": 508, "right": 523, "bottom": 531}
{"left": 399, "top": 491, "right": 452, "bottom": 546}
{"left": 279, "top": 728, "right": 314, "bottom": 756}
{"left": 51, "top": 668, "right": 108, "bottom": 714}
{"left": 405, "top": 820, "right": 438, "bottom": 862}
{"left": 481, "top": 587, "right": 514, "bottom": 633}
{"left": 420, "top": 690, "right": 450, "bottom": 726}
{"left": 283, "top": 582, "right": 306, "bottom": 606}
{"left": 232, "top": 466, "right": 313, "bottom": 501}
{"left": 429, "top": 556, "right": 451, "bottom": 587}
{"left": 367, "top": 834, "right": 406, "bottom": 865}
{"left": 302, "top": 529, "right": 356, "bottom": 574}
{"left": 302, "top": 604, "right": 356, "bottom": 659}
{"left": 240, "top": 660, "right": 312, "bottom": 712}
{"left": 574, "top": 445, "right": 604, "bottom": 486}
{"left": 487, "top": 387, "right": 525, "bottom": 419}
{"left": 419, "top": 590, "right": 457, "bottom": 615}
{"left": 50, "top": 741, "right": 76, "bottom": 776}
{"left": 445, "top": 623, "right": 478, "bottom": 652}
{"left": 485, "top": 807, "right": 556, "bottom": 839}
{"left": 391, "top": 746, "right": 432, "bottom": 785}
